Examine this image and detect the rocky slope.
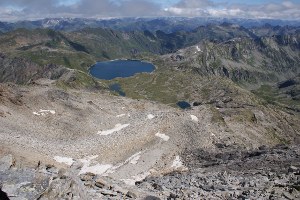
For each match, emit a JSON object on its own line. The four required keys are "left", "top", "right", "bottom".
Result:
{"left": 0, "top": 76, "right": 299, "bottom": 199}
{"left": 277, "top": 75, "right": 300, "bottom": 101}
{"left": 1, "top": 144, "right": 299, "bottom": 199}
{"left": 253, "top": 74, "right": 300, "bottom": 113}
{"left": 163, "top": 31, "right": 300, "bottom": 87}
{"left": 139, "top": 144, "right": 300, "bottom": 199}
{"left": 0, "top": 52, "right": 100, "bottom": 90}
{"left": 0, "top": 53, "right": 66, "bottom": 84}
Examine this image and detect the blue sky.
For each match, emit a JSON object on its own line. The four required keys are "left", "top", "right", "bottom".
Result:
{"left": 0, "top": 0, "right": 299, "bottom": 21}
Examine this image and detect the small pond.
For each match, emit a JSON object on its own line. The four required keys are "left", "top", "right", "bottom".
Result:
{"left": 177, "top": 101, "right": 191, "bottom": 109}
{"left": 90, "top": 60, "right": 155, "bottom": 80}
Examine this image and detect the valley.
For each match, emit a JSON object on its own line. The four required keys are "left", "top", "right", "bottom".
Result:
{"left": 0, "top": 18, "right": 300, "bottom": 199}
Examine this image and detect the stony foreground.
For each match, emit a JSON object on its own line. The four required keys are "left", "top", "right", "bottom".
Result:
{"left": 140, "top": 144, "right": 300, "bottom": 199}
{"left": 0, "top": 144, "right": 299, "bottom": 199}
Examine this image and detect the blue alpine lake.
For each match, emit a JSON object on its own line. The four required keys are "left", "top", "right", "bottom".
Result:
{"left": 89, "top": 60, "right": 155, "bottom": 80}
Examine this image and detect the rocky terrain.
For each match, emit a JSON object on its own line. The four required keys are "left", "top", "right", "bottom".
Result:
{"left": 139, "top": 144, "right": 300, "bottom": 199}
{"left": 0, "top": 53, "right": 67, "bottom": 84}
{"left": 1, "top": 137, "right": 299, "bottom": 199}
{"left": 162, "top": 32, "right": 300, "bottom": 87}
{"left": 0, "top": 76, "right": 299, "bottom": 199}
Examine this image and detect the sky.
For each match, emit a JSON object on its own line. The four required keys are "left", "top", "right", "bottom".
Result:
{"left": 0, "top": 0, "right": 299, "bottom": 21}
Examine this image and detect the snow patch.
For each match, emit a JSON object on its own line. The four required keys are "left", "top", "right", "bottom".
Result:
{"left": 78, "top": 155, "right": 113, "bottom": 175}
{"left": 171, "top": 156, "right": 184, "bottom": 169}
{"left": 121, "top": 171, "right": 151, "bottom": 186}
{"left": 54, "top": 156, "right": 74, "bottom": 166}
{"left": 105, "top": 151, "right": 142, "bottom": 174}
{"left": 127, "top": 152, "right": 142, "bottom": 165}
{"left": 80, "top": 164, "right": 113, "bottom": 175}
{"left": 196, "top": 45, "right": 202, "bottom": 52}
{"left": 190, "top": 115, "right": 199, "bottom": 122}
{"left": 147, "top": 114, "right": 155, "bottom": 119}
{"left": 33, "top": 109, "right": 55, "bottom": 116}
{"left": 155, "top": 132, "right": 170, "bottom": 141}
{"left": 116, "top": 114, "right": 126, "bottom": 118}
{"left": 79, "top": 155, "right": 99, "bottom": 164}
{"left": 55, "top": 151, "right": 144, "bottom": 176}
{"left": 194, "top": 45, "right": 202, "bottom": 54}
{"left": 78, "top": 152, "right": 143, "bottom": 176}
{"left": 97, "top": 124, "right": 130, "bottom": 135}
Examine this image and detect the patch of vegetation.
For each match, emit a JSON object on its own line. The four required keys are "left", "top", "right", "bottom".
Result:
{"left": 253, "top": 84, "right": 300, "bottom": 111}
{"left": 253, "top": 85, "right": 277, "bottom": 105}
{"left": 45, "top": 40, "right": 60, "bottom": 48}
{"left": 68, "top": 40, "right": 89, "bottom": 53}
{"left": 108, "top": 68, "right": 194, "bottom": 106}
{"left": 209, "top": 58, "right": 222, "bottom": 69}
{"left": 63, "top": 56, "right": 71, "bottom": 67}
{"left": 56, "top": 70, "right": 101, "bottom": 89}
{"left": 233, "top": 109, "right": 257, "bottom": 123}
{"left": 14, "top": 50, "right": 95, "bottom": 72}
{"left": 246, "top": 55, "right": 255, "bottom": 66}
{"left": 17, "top": 43, "right": 42, "bottom": 51}
{"left": 210, "top": 106, "right": 226, "bottom": 125}
{"left": 266, "top": 127, "right": 290, "bottom": 144}
{"left": 200, "top": 88, "right": 210, "bottom": 100}
{"left": 102, "top": 51, "right": 111, "bottom": 60}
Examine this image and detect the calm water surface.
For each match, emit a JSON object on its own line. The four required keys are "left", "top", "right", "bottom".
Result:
{"left": 177, "top": 101, "right": 191, "bottom": 109}
{"left": 90, "top": 60, "right": 155, "bottom": 80}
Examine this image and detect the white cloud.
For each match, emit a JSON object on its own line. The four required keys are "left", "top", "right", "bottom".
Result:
{"left": 0, "top": 0, "right": 163, "bottom": 21}
{"left": 174, "top": 0, "right": 215, "bottom": 8}
{"left": 165, "top": 0, "right": 300, "bottom": 20}
{"left": 0, "top": 0, "right": 299, "bottom": 21}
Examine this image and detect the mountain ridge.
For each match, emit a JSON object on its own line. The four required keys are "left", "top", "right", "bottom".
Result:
{"left": 1, "top": 17, "right": 300, "bottom": 33}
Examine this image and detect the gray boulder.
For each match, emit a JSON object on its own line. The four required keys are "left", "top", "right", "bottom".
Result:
{"left": 0, "top": 155, "right": 15, "bottom": 171}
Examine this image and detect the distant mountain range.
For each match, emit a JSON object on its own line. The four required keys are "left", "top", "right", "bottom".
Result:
{"left": 0, "top": 17, "right": 300, "bottom": 33}
{"left": 0, "top": 19, "right": 299, "bottom": 111}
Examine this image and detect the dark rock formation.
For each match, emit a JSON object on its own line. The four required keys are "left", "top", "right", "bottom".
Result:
{"left": 0, "top": 188, "right": 10, "bottom": 200}
{"left": 0, "top": 53, "right": 67, "bottom": 84}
